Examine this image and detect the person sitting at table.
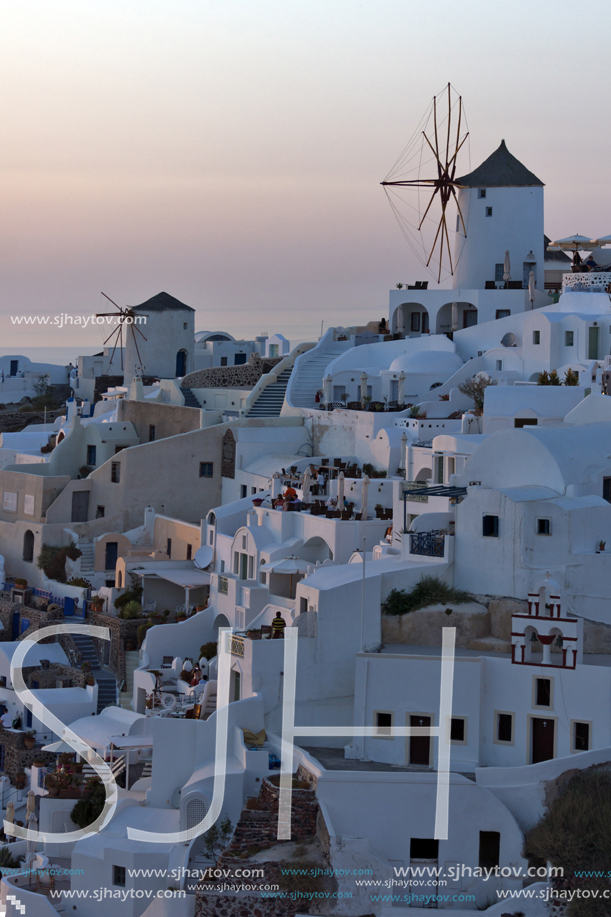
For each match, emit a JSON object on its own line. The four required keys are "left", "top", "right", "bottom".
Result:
{"left": 584, "top": 255, "right": 598, "bottom": 271}
{"left": 275, "top": 494, "right": 284, "bottom": 510}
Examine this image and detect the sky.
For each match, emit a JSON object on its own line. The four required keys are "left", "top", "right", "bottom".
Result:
{"left": 1, "top": 0, "right": 610, "bottom": 350}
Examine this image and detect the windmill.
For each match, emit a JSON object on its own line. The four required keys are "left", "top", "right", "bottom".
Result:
{"left": 95, "top": 293, "right": 148, "bottom": 374}
{"left": 381, "top": 83, "right": 470, "bottom": 284}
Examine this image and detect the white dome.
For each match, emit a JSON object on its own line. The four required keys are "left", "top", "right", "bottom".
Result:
{"left": 389, "top": 350, "right": 463, "bottom": 375}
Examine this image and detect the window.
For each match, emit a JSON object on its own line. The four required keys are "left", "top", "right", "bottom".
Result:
{"left": 87, "top": 445, "right": 96, "bottom": 466}
{"left": 111, "top": 462, "right": 120, "bottom": 483}
{"left": 479, "top": 831, "right": 500, "bottom": 870}
{"left": 148, "top": 425, "right": 156, "bottom": 442}
{"left": 604, "top": 477, "right": 611, "bottom": 503}
{"left": 2, "top": 492, "right": 17, "bottom": 512}
{"left": 496, "top": 310, "right": 510, "bottom": 320}
{"left": 96, "top": 505, "right": 105, "bottom": 518}
{"left": 248, "top": 555, "right": 254, "bottom": 579}
{"left": 496, "top": 360, "right": 503, "bottom": 371}
{"left": 478, "top": 189, "right": 486, "bottom": 199}
{"left": 199, "top": 462, "right": 213, "bottom": 478}
{"left": 23, "top": 494, "right": 34, "bottom": 516}
{"left": 514, "top": 418, "right": 538, "bottom": 428}
{"left": 495, "top": 263, "right": 505, "bottom": 282}
{"left": 485, "top": 207, "right": 493, "bottom": 217}
{"left": 533, "top": 330, "right": 540, "bottom": 344}
{"left": 220, "top": 560, "right": 225, "bottom": 572}
{"left": 300, "top": 596, "right": 308, "bottom": 615}
{"left": 22, "top": 531, "right": 34, "bottom": 563}
{"left": 234, "top": 353, "right": 247, "bottom": 365}
{"left": 375, "top": 712, "right": 393, "bottom": 737}
{"left": 573, "top": 721, "right": 590, "bottom": 752}
{"left": 186, "top": 798, "right": 207, "bottom": 830}
{"left": 220, "top": 356, "right": 228, "bottom": 366}
{"left": 482, "top": 515, "right": 499, "bottom": 537}
{"left": 450, "top": 717, "right": 467, "bottom": 744}
{"left": 496, "top": 712, "right": 514, "bottom": 744}
{"left": 219, "top": 576, "right": 228, "bottom": 594}
{"left": 447, "top": 456, "right": 455, "bottom": 479}
{"left": 233, "top": 552, "right": 240, "bottom": 575}
{"left": 208, "top": 530, "right": 214, "bottom": 544}
{"left": 537, "top": 518, "right": 551, "bottom": 535}
{"left": 410, "top": 838, "right": 439, "bottom": 860}
{"left": 166, "top": 538, "right": 172, "bottom": 559}
{"left": 410, "top": 312, "right": 421, "bottom": 333}
{"left": 183, "top": 322, "right": 188, "bottom": 331}
{"left": 113, "top": 865, "right": 126, "bottom": 887}
{"left": 186, "top": 544, "right": 192, "bottom": 560}
{"left": 241, "top": 485, "right": 248, "bottom": 499}
{"left": 535, "top": 678, "right": 552, "bottom": 708}
{"left": 565, "top": 330, "right": 574, "bottom": 346}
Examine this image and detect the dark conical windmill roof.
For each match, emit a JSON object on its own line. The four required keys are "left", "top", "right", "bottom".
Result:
{"left": 456, "top": 140, "right": 544, "bottom": 188}
{"left": 131, "top": 291, "right": 195, "bottom": 312}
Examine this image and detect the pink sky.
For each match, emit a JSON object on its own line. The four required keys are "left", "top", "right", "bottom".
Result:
{"left": 1, "top": 0, "right": 609, "bottom": 349}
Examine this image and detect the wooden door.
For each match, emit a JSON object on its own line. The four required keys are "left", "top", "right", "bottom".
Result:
{"left": 532, "top": 717, "right": 554, "bottom": 763}
{"left": 409, "top": 715, "right": 431, "bottom": 766}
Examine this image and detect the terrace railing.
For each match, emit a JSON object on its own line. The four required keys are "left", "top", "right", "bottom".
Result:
{"left": 410, "top": 532, "right": 445, "bottom": 557}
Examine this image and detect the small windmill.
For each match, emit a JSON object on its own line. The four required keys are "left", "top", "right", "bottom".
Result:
{"left": 95, "top": 292, "right": 148, "bottom": 374}
{"left": 381, "top": 83, "right": 470, "bottom": 283}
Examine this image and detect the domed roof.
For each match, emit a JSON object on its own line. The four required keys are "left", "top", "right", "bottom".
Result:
{"left": 131, "top": 292, "right": 195, "bottom": 313}
{"left": 389, "top": 350, "right": 463, "bottom": 375}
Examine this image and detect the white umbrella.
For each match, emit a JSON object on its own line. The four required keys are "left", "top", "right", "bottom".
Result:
{"left": 5, "top": 801, "right": 14, "bottom": 835}
{"left": 396, "top": 306, "right": 404, "bottom": 334}
{"left": 324, "top": 374, "right": 333, "bottom": 404}
{"left": 401, "top": 432, "right": 408, "bottom": 470}
{"left": 552, "top": 234, "right": 596, "bottom": 251}
{"left": 360, "top": 372, "right": 368, "bottom": 404}
{"left": 451, "top": 302, "right": 459, "bottom": 331}
{"left": 338, "top": 471, "right": 345, "bottom": 508}
{"left": 528, "top": 271, "right": 536, "bottom": 308}
{"left": 398, "top": 371, "right": 406, "bottom": 405}
{"left": 503, "top": 251, "right": 511, "bottom": 282}
{"left": 42, "top": 739, "right": 75, "bottom": 754}
{"left": 302, "top": 467, "right": 311, "bottom": 503}
{"left": 361, "top": 475, "right": 370, "bottom": 519}
{"left": 26, "top": 791, "right": 35, "bottom": 817}
{"left": 592, "top": 234, "right": 611, "bottom": 247}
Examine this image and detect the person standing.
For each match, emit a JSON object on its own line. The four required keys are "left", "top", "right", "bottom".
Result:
{"left": 272, "top": 613, "right": 286, "bottom": 639}
{"left": 317, "top": 470, "right": 326, "bottom": 495}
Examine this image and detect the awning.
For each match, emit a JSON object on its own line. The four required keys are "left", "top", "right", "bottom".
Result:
{"left": 136, "top": 567, "right": 211, "bottom": 588}
{"left": 109, "top": 735, "right": 154, "bottom": 749}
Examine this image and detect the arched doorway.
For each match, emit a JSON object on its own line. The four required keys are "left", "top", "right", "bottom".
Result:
{"left": 393, "top": 303, "right": 429, "bottom": 337}
{"left": 436, "top": 302, "right": 478, "bottom": 334}
{"left": 176, "top": 350, "right": 187, "bottom": 377}
{"left": 213, "top": 613, "right": 230, "bottom": 635}
{"left": 301, "top": 537, "right": 333, "bottom": 563}
{"left": 23, "top": 530, "right": 34, "bottom": 563}
{"left": 415, "top": 467, "right": 432, "bottom": 483}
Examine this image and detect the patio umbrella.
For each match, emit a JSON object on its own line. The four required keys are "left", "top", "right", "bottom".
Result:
{"left": 5, "top": 801, "right": 14, "bottom": 835}
{"left": 338, "top": 471, "right": 345, "bottom": 508}
{"left": 260, "top": 556, "right": 310, "bottom": 598}
{"left": 528, "top": 271, "right": 536, "bottom": 309}
{"left": 302, "top": 467, "right": 311, "bottom": 502}
{"left": 324, "top": 374, "right": 332, "bottom": 404}
{"left": 451, "top": 302, "right": 459, "bottom": 331}
{"left": 503, "top": 251, "right": 511, "bottom": 282}
{"left": 361, "top": 475, "right": 370, "bottom": 519}
{"left": 42, "top": 740, "right": 75, "bottom": 754}
{"left": 360, "top": 373, "right": 368, "bottom": 405}
{"left": 551, "top": 234, "right": 596, "bottom": 251}
{"left": 592, "top": 234, "right": 611, "bottom": 247}
{"left": 398, "top": 371, "right": 406, "bottom": 405}
{"left": 26, "top": 791, "right": 35, "bottom": 818}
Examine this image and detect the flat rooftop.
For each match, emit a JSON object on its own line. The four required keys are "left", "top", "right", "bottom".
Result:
{"left": 374, "top": 644, "right": 611, "bottom": 667}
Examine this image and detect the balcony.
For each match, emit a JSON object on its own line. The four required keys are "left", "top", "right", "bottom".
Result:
{"left": 227, "top": 634, "right": 245, "bottom": 657}
{"left": 410, "top": 532, "right": 445, "bottom": 557}
{"left": 563, "top": 271, "right": 611, "bottom": 291}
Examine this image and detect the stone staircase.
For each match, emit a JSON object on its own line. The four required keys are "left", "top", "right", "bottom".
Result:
{"left": 246, "top": 367, "right": 292, "bottom": 417}
{"left": 180, "top": 387, "right": 200, "bottom": 408}
{"left": 78, "top": 542, "right": 95, "bottom": 576}
{"left": 201, "top": 683, "right": 217, "bottom": 720}
{"left": 71, "top": 632, "right": 98, "bottom": 668}
{"left": 95, "top": 673, "right": 118, "bottom": 713}
{"left": 286, "top": 346, "right": 345, "bottom": 408}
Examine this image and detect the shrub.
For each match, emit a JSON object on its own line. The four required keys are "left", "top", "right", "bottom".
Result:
{"left": 382, "top": 575, "right": 472, "bottom": 616}
{"left": 525, "top": 767, "right": 611, "bottom": 915}
{"left": 457, "top": 374, "right": 497, "bottom": 411}
{"left": 564, "top": 367, "right": 580, "bottom": 386}
{"left": 199, "top": 642, "right": 218, "bottom": 661}
{"left": 71, "top": 780, "right": 106, "bottom": 830}
{"left": 137, "top": 622, "right": 154, "bottom": 648}
{"left": 118, "top": 600, "right": 142, "bottom": 619}
{"left": 66, "top": 577, "right": 91, "bottom": 588}
{"left": 0, "top": 846, "right": 21, "bottom": 868}
{"left": 37, "top": 543, "right": 82, "bottom": 583}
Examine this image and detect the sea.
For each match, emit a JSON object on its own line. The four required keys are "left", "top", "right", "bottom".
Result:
{"left": 0, "top": 346, "right": 102, "bottom": 367}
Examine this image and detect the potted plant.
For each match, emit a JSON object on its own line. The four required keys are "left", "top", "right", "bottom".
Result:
{"left": 89, "top": 595, "right": 104, "bottom": 610}
{"left": 13, "top": 772, "right": 26, "bottom": 789}
{"left": 23, "top": 730, "right": 36, "bottom": 750}
{"left": 85, "top": 674, "right": 95, "bottom": 687}
{"left": 597, "top": 540, "right": 607, "bottom": 553}
{"left": 45, "top": 774, "right": 59, "bottom": 797}
{"left": 32, "top": 757, "right": 46, "bottom": 767}
{"left": 14, "top": 578, "right": 27, "bottom": 588}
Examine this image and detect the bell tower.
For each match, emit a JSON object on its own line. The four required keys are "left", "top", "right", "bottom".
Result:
{"left": 511, "top": 575, "right": 582, "bottom": 668}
